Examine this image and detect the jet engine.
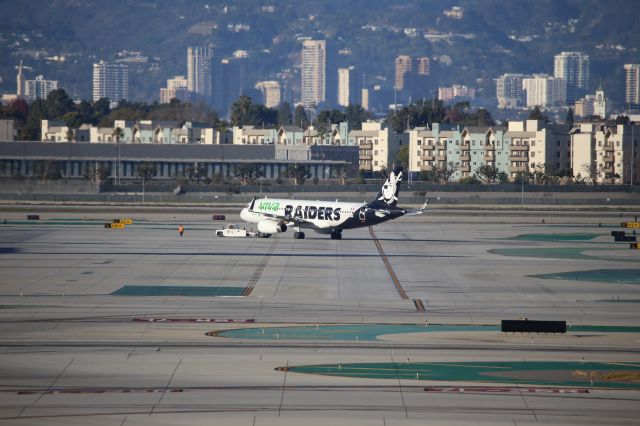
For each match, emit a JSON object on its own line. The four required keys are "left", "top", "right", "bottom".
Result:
{"left": 257, "top": 220, "right": 287, "bottom": 234}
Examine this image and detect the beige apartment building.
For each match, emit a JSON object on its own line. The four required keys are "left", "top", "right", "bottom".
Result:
{"left": 572, "top": 123, "right": 640, "bottom": 184}
{"left": 349, "top": 121, "right": 406, "bottom": 172}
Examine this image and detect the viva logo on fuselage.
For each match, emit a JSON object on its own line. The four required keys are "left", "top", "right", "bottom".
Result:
{"left": 258, "top": 201, "right": 341, "bottom": 221}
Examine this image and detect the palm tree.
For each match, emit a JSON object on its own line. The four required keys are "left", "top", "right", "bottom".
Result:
{"left": 66, "top": 128, "right": 75, "bottom": 142}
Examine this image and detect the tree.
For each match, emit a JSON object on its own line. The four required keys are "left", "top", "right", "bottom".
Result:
{"left": 92, "top": 98, "right": 111, "bottom": 122}
{"left": 293, "top": 105, "right": 309, "bottom": 128}
{"left": 528, "top": 106, "right": 547, "bottom": 122}
{"left": 114, "top": 127, "right": 124, "bottom": 142}
{"left": 497, "top": 171, "right": 509, "bottom": 183}
{"left": 566, "top": 107, "right": 574, "bottom": 125}
{"left": 45, "top": 89, "right": 75, "bottom": 119}
{"left": 317, "top": 109, "right": 346, "bottom": 126}
{"left": 285, "top": 163, "right": 311, "bottom": 185}
{"left": 186, "top": 163, "right": 207, "bottom": 183}
{"left": 581, "top": 162, "right": 603, "bottom": 185}
{"left": 432, "top": 161, "right": 460, "bottom": 183}
{"left": 82, "top": 162, "right": 111, "bottom": 192}
{"left": 331, "top": 163, "right": 354, "bottom": 185}
{"left": 344, "top": 104, "right": 369, "bottom": 130}
{"left": 475, "top": 164, "right": 499, "bottom": 183}
{"left": 65, "top": 128, "right": 75, "bottom": 142}
{"left": 529, "top": 163, "right": 558, "bottom": 185}
{"left": 234, "top": 163, "right": 264, "bottom": 186}
{"left": 395, "top": 145, "right": 409, "bottom": 167}
{"left": 22, "top": 99, "right": 46, "bottom": 141}
{"left": 33, "top": 160, "right": 62, "bottom": 181}
{"left": 230, "top": 95, "right": 253, "bottom": 127}
{"left": 277, "top": 102, "right": 293, "bottom": 126}
{"left": 136, "top": 162, "right": 157, "bottom": 185}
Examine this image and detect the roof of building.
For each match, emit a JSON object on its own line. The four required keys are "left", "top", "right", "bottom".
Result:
{"left": 279, "top": 125, "right": 303, "bottom": 132}
{"left": 0, "top": 141, "right": 350, "bottom": 165}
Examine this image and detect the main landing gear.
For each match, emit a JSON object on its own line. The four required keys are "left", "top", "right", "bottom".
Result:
{"left": 330, "top": 230, "right": 342, "bottom": 240}
{"left": 293, "top": 226, "right": 306, "bottom": 239}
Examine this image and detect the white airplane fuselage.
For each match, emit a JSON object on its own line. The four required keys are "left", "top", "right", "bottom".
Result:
{"left": 240, "top": 198, "right": 369, "bottom": 234}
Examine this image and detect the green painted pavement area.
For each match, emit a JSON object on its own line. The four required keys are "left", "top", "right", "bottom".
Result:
{"left": 217, "top": 323, "right": 640, "bottom": 341}
{"left": 112, "top": 285, "right": 245, "bottom": 296}
{"left": 489, "top": 247, "right": 637, "bottom": 262}
{"left": 510, "top": 233, "right": 601, "bottom": 241}
{"left": 283, "top": 361, "right": 640, "bottom": 388}
{"left": 532, "top": 269, "right": 640, "bottom": 284}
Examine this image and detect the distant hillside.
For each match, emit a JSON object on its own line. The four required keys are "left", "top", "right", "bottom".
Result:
{"left": 1, "top": 0, "right": 638, "bottom": 107}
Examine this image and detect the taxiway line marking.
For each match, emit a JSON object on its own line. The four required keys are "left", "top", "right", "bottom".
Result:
{"left": 369, "top": 227, "right": 409, "bottom": 300}
{"left": 242, "top": 239, "right": 278, "bottom": 296}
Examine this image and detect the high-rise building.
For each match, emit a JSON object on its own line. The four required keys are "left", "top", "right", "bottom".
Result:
{"left": 92, "top": 61, "right": 128, "bottom": 102}
{"left": 416, "top": 57, "right": 430, "bottom": 76}
{"left": 394, "top": 55, "right": 412, "bottom": 91}
{"left": 16, "top": 61, "right": 24, "bottom": 98}
{"left": 593, "top": 87, "right": 610, "bottom": 118}
{"left": 167, "top": 76, "right": 188, "bottom": 90}
{"left": 300, "top": 40, "right": 326, "bottom": 108}
{"left": 255, "top": 81, "right": 281, "bottom": 108}
{"left": 164, "top": 76, "right": 188, "bottom": 102}
{"left": 187, "top": 46, "right": 214, "bottom": 98}
{"left": 522, "top": 74, "right": 566, "bottom": 108}
{"left": 337, "top": 66, "right": 362, "bottom": 107}
{"left": 160, "top": 75, "right": 190, "bottom": 104}
{"left": 554, "top": 51, "right": 589, "bottom": 101}
{"left": 624, "top": 64, "right": 640, "bottom": 106}
{"left": 361, "top": 88, "right": 369, "bottom": 110}
{"left": 25, "top": 75, "right": 59, "bottom": 102}
{"left": 496, "top": 73, "right": 525, "bottom": 108}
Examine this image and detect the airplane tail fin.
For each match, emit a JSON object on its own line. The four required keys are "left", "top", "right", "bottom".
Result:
{"left": 370, "top": 165, "right": 403, "bottom": 207}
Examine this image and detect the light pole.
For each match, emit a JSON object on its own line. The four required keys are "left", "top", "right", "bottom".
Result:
{"left": 116, "top": 139, "right": 120, "bottom": 186}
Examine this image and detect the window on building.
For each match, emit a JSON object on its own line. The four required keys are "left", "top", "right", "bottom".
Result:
{"left": 417, "top": 150, "right": 421, "bottom": 156}
{"left": 418, "top": 139, "right": 422, "bottom": 145}
{"left": 531, "top": 152, "right": 535, "bottom": 158}
{"left": 374, "top": 139, "right": 378, "bottom": 144}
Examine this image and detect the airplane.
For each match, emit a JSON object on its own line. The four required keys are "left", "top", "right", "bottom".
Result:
{"left": 239, "top": 165, "right": 428, "bottom": 240}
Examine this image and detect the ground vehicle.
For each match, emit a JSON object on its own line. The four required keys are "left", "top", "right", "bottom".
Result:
{"left": 215, "top": 224, "right": 270, "bottom": 238}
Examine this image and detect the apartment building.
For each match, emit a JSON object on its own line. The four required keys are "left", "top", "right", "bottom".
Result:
{"left": 254, "top": 81, "right": 281, "bottom": 108}
{"left": 160, "top": 76, "right": 190, "bottom": 104}
{"left": 522, "top": 74, "right": 566, "bottom": 108}
{"left": 25, "top": 75, "right": 59, "bottom": 102}
{"left": 624, "top": 64, "right": 640, "bottom": 106}
{"left": 554, "top": 51, "right": 590, "bottom": 101}
{"left": 572, "top": 123, "right": 640, "bottom": 184}
{"left": 409, "top": 120, "right": 572, "bottom": 181}
{"left": 92, "top": 61, "right": 128, "bottom": 103}
{"left": 349, "top": 121, "right": 405, "bottom": 172}
{"left": 300, "top": 40, "right": 326, "bottom": 108}
{"left": 187, "top": 47, "right": 214, "bottom": 98}
{"left": 496, "top": 73, "right": 525, "bottom": 108}
{"left": 42, "top": 120, "right": 231, "bottom": 145}
{"left": 233, "top": 126, "right": 278, "bottom": 145}
{"left": 505, "top": 120, "right": 571, "bottom": 178}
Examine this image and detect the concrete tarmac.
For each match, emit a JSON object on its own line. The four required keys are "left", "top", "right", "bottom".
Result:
{"left": 0, "top": 207, "right": 639, "bottom": 425}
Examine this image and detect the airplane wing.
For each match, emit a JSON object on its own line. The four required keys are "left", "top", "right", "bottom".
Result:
{"left": 404, "top": 199, "right": 429, "bottom": 216}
